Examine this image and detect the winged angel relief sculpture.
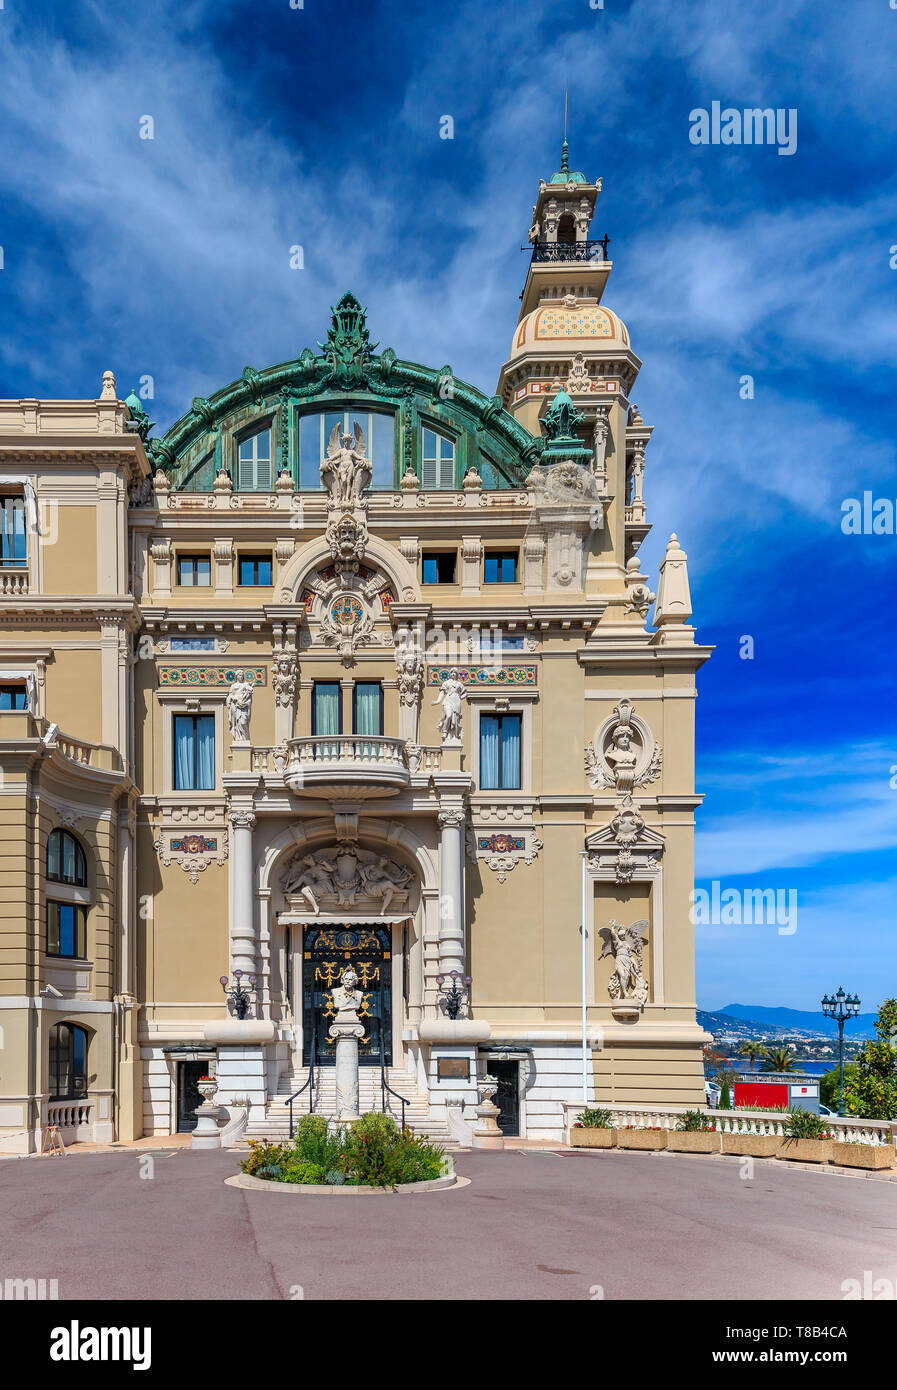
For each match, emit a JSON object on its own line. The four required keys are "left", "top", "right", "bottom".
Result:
{"left": 598, "top": 919, "right": 650, "bottom": 1007}
{"left": 321, "top": 422, "right": 372, "bottom": 506}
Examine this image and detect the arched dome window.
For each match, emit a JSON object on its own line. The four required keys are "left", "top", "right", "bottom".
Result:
{"left": 298, "top": 409, "right": 395, "bottom": 490}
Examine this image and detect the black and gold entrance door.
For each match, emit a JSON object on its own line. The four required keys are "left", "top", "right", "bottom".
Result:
{"left": 302, "top": 924, "right": 392, "bottom": 1067}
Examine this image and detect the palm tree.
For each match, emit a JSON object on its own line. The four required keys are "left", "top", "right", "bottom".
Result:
{"left": 762, "top": 1046, "right": 795, "bottom": 1073}
{"left": 738, "top": 1041, "right": 768, "bottom": 1071}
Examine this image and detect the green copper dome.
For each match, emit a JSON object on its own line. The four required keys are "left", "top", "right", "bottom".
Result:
{"left": 549, "top": 140, "right": 587, "bottom": 185}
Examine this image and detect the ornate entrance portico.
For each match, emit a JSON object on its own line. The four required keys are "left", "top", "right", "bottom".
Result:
{"left": 301, "top": 923, "right": 393, "bottom": 1068}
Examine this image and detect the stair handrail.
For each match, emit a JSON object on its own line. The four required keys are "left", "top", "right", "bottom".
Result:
{"left": 379, "top": 1050, "right": 407, "bottom": 1130}
{"left": 287, "top": 1027, "right": 316, "bottom": 1139}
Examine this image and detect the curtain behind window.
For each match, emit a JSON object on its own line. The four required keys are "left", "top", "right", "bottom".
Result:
{"left": 174, "top": 716, "right": 195, "bottom": 790}
{"left": 354, "top": 683, "right": 382, "bottom": 736}
{"left": 480, "top": 715, "right": 500, "bottom": 789}
{"left": 313, "top": 684, "right": 341, "bottom": 737}
{"left": 501, "top": 715, "right": 521, "bottom": 789}
{"left": 195, "top": 716, "right": 215, "bottom": 790}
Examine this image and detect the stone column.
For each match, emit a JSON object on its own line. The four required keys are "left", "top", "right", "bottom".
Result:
{"left": 229, "top": 807, "right": 257, "bottom": 977}
{"left": 438, "top": 808, "right": 466, "bottom": 976}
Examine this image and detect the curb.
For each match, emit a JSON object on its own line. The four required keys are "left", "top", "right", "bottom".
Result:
{"left": 226, "top": 1171, "right": 469, "bottom": 1195}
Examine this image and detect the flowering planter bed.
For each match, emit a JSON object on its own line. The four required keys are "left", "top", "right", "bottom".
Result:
{"left": 720, "top": 1133, "right": 783, "bottom": 1159}
{"left": 614, "top": 1128, "right": 668, "bottom": 1151}
{"left": 830, "top": 1141, "right": 895, "bottom": 1171}
{"left": 666, "top": 1131, "right": 720, "bottom": 1154}
{"left": 569, "top": 1128, "right": 616, "bottom": 1148}
{"left": 778, "top": 1138, "right": 834, "bottom": 1164}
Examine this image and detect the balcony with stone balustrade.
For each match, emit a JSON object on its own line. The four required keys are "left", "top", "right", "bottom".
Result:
{"left": 248, "top": 735, "right": 445, "bottom": 799}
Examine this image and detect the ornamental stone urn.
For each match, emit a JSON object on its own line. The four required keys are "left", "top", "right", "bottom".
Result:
{"left": 472, "top": 1074, "right": 504, "bottom": 1150}
{"left": 190, "top": 1076, "right": 222, "bottom": 1150}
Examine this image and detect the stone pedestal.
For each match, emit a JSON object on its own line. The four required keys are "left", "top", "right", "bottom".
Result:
{"left": 472, "top": 1096, "right": 504, "bottom": 1150}
{"left": 191, "top": 1081, "right": 222, "bottom": 1150}
{"left": 330, "top": 1023, "right": 364, "bottom": 1122}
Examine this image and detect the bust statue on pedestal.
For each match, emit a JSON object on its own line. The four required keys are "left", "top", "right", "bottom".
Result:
{"left": 329, "top": 966, "right": 365, "bottom": 1121}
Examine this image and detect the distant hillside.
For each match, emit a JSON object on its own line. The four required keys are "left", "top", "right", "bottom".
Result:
{"left": 697, "top": 1009, "right": 776, "bottom": 1040}
{"left": 720, "top": 1003, "right": 878, "bottom": 1039}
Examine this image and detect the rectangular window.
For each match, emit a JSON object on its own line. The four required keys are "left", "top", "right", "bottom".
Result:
{"left": 421, "top": 427, "right": 456, "bottom": 490}
{"left": 484, "top": 551, "right": 519, "bottom": 584}
{"left": 170, "top": 638, "right": 216, "bottom": 651}
{"left": 298, "top": 411, "right": 395, "bottom": 490}
{"left": 475, "top": 630, "right": 525, "bottom": 656}
{"left": 352, "top": 682, "right": 383, "bottom": 736}
{"left": 312, "top": 682, "right": 342, "bottom": 736}
{"left": 238, "top": 555, "right": 273, "bottom": 586}
{"left": 177, "top": 555, "right": 211, "bottom": 587}
{"left": 0, "top": 682, "right": 27, "bottom": 710}
{"left": 47, "top": 901, "right": 87, "bottom": 959}
{"left": 173, "top": 713, "right": 215, "bottom": 791}
{"left": 0, "top": 496, "right": 27, "bottom": 566}
{"left": 236, "top": 427, "right": 273, "bottom": 491}
{"left": 479, "top": 713, "right": 522, "bottom": 790}
{"left": 422, "top": 552, "right": 457, "bottom": 585}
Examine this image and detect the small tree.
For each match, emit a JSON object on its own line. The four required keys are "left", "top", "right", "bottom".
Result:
{"left": 843, "top": 999, "right": 897, "bottom": 1120}
{"left": 719, "top": 1080, "right": 731, "bottom": 1110}
{"left": 820, "top": 1063, "right": 858, "bottom": 1110}
{"left": 762, "top": 1046, "right": 796, "bottom": 1073}
{"left": 738, "top": 1041, "right": 767, "bottom": 1071}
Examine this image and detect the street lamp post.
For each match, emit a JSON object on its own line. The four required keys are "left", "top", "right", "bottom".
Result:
{"left": 821, "top": 987, "right": 860, "bottom": 1115}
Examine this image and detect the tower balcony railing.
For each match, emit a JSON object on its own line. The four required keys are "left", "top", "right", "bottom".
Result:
{"left": 529, "top": 236, "right": 610, "bottom": 264}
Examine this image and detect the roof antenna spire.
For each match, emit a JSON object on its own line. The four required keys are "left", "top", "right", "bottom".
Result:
{"left": 561, "top": 88, "right": 569, "bottom": 173}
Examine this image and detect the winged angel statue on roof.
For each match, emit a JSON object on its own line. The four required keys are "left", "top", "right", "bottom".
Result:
{"left": 598, "top": 919, "right": 650, "bottom": 1006}
{"left": 321, "top": 421, "right": 372, "bottom": 505}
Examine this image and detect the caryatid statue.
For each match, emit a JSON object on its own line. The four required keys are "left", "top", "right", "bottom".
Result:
{"left": 226, "top": 669, "right": 254, "bottom": 743}
{"left": 432, "top": 667, "right": 466, "bottom": 743}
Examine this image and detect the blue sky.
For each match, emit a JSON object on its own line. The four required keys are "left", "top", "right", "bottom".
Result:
{"left": 1, "top": 0, "right": 895, "bottom": 1013}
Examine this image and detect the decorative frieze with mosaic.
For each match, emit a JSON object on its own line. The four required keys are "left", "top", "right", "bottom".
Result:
{"left": 157, "top": 664, "right": 267, "bottom": 688}
{"left": 427, "top": 664, "right": 537, "bottom": 687}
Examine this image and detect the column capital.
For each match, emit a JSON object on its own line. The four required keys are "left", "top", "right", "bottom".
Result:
{"left": 228, "top": 807, "right": 256, "bottom": 830}
{"left": 438, "top": 807, "right": 465, "bottom": 830}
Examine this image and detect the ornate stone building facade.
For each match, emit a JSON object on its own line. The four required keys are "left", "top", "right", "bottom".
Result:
{"left": 0, "top": 148, "right": 710, "bottom": 1151}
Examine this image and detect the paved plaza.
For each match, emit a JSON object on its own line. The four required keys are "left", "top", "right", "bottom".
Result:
{"left": 0, "top": 1147, "right": 892, "bottom": 1301}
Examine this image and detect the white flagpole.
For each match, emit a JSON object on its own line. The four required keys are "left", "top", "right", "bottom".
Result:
{"left": 581, "top": 850, "right": 588, "bottom": 1103}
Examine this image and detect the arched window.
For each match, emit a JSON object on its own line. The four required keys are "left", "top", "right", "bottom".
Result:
{"left": 47, "top": 829, "right": 87, "bottom": 886}
{"left": 557, "top": 213, "right": 576, "bottom": 245}
{"left": 49, "top": 1023, "right": 88, "bottom": 1099}
{"left": 298, "top": 410, "right": 395, "bottom": 489}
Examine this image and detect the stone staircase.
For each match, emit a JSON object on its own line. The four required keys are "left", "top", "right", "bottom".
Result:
{"left": 246, "top": 1066, "right": 456, "bottom": 1148}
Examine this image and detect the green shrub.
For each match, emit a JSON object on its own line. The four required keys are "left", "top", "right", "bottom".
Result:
{"left": 719, "top": 1081, "right": 731, "bottom": 1110}
{"left": 241, "top": 1140, "right": 290, "bottom": 1175}
{"left": 345, "top": 1113, "right": 444, "bottom": 1186}
{"left": 244, "top": 1111, "right": 446, "bottom": 1187}
{"left": 676, "top": 1109, "right": 715, "bottom": 1132}
{"left": 575, "top": 1108, "right": 612, "bottom": 1129}
{"left": 282, "top": 1160, "right": 328, "bottom": 1185}
{"left": 783, "top": 1108, "right": 834, "bottom": 1140}
{"left": 292, "top": 1114, "right": 347, "bottom": 1171}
